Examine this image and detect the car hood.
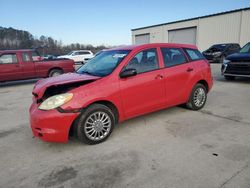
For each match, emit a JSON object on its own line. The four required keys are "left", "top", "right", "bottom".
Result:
{"left": 33, "top": 73, "right": 100, "bottom": 99}
{"left": 227, "top": 53, "right": 250, "bottom": 61}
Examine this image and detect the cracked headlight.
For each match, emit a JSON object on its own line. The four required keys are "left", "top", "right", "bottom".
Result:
{"left": 39, "top": 93, "right": 73, "bottom": 110}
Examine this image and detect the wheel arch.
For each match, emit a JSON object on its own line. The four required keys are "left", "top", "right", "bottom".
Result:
{"left": 68, "top": 100, "right": 120, "bottom": 139}
{"left": 196, "top": 79, "right": 209, "bottom": 92}
{"left": 47, "top": 67, "right": 64, "bottom": 77}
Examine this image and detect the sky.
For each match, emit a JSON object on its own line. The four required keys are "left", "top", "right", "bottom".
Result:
{"left": 0, "top": 0, "right": 250, "bottom": 46}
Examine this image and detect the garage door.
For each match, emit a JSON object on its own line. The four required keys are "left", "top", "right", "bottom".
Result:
{"left": 135, "top": 34, "right": 150, "bottom": 44}
{"left": 168, "top": 27, "right": 197, "bottom": 45}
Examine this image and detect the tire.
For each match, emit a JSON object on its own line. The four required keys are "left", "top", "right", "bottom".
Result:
{"left": 186, "top": 83, "right": 207, "bottom": 111}
{"left": 49, "top": 69, "right": 63, "bottom": 77}
{"left": 77, "top": 104, "right": 115, "bottom": 145}
{"left": 224, "top": 75, "right": 235, "bottom": 81}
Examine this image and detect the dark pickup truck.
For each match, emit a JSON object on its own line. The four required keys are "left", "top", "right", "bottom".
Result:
{"left": 221, "top": 42, "right": 250, "bottom": 80}
{"left": 0, "top": 49, "right": 75, "bottom": 82}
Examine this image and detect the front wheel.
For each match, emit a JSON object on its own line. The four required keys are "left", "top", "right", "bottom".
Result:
{"left": 186, "top": 83, "right": 207, "bottom": 111}
{"left": 77, "top": 104, "right": 115, "bottom": 145}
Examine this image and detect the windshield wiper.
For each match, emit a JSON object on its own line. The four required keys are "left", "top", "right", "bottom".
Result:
{"left": 79, "top": 70, "right": 93, "bottom": 75}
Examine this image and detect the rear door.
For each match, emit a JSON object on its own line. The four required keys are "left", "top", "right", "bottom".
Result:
{"left": 0, "top": 53, "right": 22, "bottom": 81}
{"left": 160, "top": 48, "right": 194, "bottom": 106}
{"left": 119, "top": 48, "right": 166, "bottom": 118}
{"left": 20, "top": 51, "right": 36, "bottom": 79}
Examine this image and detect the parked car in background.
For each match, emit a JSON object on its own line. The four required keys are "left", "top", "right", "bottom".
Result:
{"left": 221, "top": 42, "right": 250, "bottom": 80}
{"left": 42, "top": 54, "right": 58, "bottom": 60}
{"left": 57, "top": 50, "right": 94, "bottom": 64}
{"left": 0, "top": 49, "right": 74, "bottom": 82}
{"left": 203, "top": 43, "right": 240, "bottom": 63}
{"left": 30, "top": 43, "right": 213, "bottom": 144}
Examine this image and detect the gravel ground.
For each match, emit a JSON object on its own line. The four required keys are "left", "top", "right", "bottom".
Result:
{"left": 0, "top": 64, "right": 250, "bottom": 188}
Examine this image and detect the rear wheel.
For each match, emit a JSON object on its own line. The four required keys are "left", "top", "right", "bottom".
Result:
{"left": 224, "top": 75, "right": 235, "bottom": 80}
{"left": 186, "top": 83, "right": 207, "bottom": 111}
{"left": 49, "top": 69, "right": 63, "bottom": 77}
{"left": 77, "top": 104, "right": 115, "bottom": 145}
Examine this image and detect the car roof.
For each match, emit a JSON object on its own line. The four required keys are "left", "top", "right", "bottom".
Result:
{"left": 0, "top": 49, "right": 35, "bottom": 53}
{"left": 212, "top": 43, "right": 239, "bottom": 46}
{"left": 107, "top": 43, "right": 197, "bottom": 51}
{"left": 73, "top": 50, "right": 92, "bottom": 52}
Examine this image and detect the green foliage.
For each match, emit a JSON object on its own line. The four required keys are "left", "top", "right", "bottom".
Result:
{"left": 0, "top": 27, "right": 110, "bottom": 55}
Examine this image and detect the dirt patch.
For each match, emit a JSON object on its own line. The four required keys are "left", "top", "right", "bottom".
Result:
{"left": 38, "top": 150, "right": 139, "bottom": 188}
{"left": 39, "top": 167, "right": 77, "bottom": 187}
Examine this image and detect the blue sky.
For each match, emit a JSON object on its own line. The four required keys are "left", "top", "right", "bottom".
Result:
{"left": 0, "top": 0, "right": 250, "bottom": 46}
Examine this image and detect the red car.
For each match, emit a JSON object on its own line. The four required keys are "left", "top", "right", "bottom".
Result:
{"left": 0, "top": 49, "right": 74, "bottom": 82}
{"left": 30, "top": 43, "right": 213, "bottom": 144}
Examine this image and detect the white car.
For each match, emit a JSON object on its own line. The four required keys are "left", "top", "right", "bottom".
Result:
{"left": 58, "top": 50, "right": 94, "bottom": 64}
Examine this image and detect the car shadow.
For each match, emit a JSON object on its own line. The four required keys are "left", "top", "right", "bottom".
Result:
{"left": 0, "top": 79, "right": 39, "bottom": 87}
{"left": 215, "top": 76, "right": 250, "bottom": 84}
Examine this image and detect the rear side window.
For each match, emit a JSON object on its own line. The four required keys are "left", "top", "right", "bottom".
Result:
{"left": 0, "top": 54, "right": 18, "bottom": 64}
{"left": 161, "top": 48, "right": 186, "bottom": 67}
{"left": 184, "top": 48, "right": 204, "bottom": 61}
{"left": 22, "top": 53, "right": 31, "bottom": 62}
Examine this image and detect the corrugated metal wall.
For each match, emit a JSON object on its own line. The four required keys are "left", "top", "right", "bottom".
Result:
{"left": 132, "top": 9, "right": 250, "bottom": 51}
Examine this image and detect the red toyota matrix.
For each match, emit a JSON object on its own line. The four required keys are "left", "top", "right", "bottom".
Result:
{"left": 30, "top": 43, "right": 213, "bottom": 144}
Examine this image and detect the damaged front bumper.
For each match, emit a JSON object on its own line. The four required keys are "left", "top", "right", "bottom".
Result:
{"left": 29, "top": 102, "right": 80, "bottom": 143}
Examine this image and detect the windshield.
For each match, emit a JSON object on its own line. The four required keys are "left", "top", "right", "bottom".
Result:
{"left": 67, "top": 51, "right": 74, "bottom": 55}
{"left": 77, "top": 50, "right": 131, "bottom": 77}
{"left": 209, "top": 44, "right": 228, "bottom": 52}
{"left": 240, "top": 43, "right": 250, "bottom": 53}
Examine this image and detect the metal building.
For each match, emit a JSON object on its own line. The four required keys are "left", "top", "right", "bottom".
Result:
{"left": 131, "top": 7, "right": 250, "bottom": 51}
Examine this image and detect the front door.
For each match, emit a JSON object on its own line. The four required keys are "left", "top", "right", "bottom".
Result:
{"left": 20, "top": 52, "right": 36, "bottom": 79}
{"left": 0, "top": 53, "right": 22, "bottom": 81}
{"left": 119, "top": 48, "right": 166, "bottom": 119}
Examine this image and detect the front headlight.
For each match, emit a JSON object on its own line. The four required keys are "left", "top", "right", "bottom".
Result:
{"left": 223, "top": 59, "right": 231, "bottom": 65}
{"left": 39, "top": 93, "right": 73, "bottom": 110}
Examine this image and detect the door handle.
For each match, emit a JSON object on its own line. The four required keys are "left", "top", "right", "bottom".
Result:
{"left": 155, "top": 74, "right": 163, "bottom": 79}
{"left": 186, "top": 67, "right": 193, "bottom": 72}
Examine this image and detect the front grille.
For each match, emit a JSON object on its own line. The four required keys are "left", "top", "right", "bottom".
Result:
{"left": 225, "top": 62, "right": 250, "bottom": 75}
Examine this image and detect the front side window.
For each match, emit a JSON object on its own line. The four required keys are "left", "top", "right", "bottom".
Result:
{"left": 77, "top": 50, "right": 131, "bottom": 77}
{"left": 184, "top": 48, "right": 204, "bottom": 61}
{"left": 0, "top": 54, "right": 18, "bottom": 64}
{"left": 22, "top": 53, "right": 31, "bottom": 62}
{"left": 125, "top": 48, "right": 159, "bottom": 74}
{"left": 161, "top": 48, "right": 186, "bottom": 67}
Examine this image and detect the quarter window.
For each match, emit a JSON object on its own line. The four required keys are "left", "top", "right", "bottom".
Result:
{"left": 125, "top": 48, "right": 159, "bottom": 74}
{"left": 22, "top": 53, "right": 31, "bottom": 62}
{"left": 184, "top": 48, "right": 204, "bottom": 61}
{"left": 161, "top": 48, "right": 186, "bottom": 67}
{"left": 0, "top": 54, "right": 18, "bottom": 64}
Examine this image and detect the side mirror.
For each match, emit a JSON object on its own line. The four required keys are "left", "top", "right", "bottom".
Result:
{"left": 120, "top": 68, "right": 137, "bottom": 78}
